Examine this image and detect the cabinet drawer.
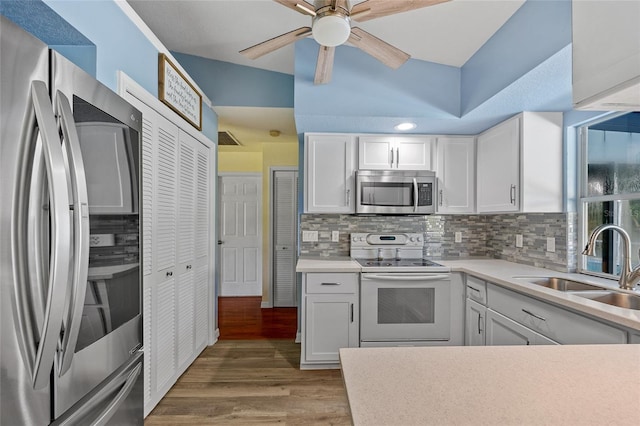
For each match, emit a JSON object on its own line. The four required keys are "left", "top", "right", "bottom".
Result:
{"left": 306, "top": 273, "right": 358, "bottom": 294}
{"left": 487, "top": 283, "right": 626, "bottom": 345}
{"left": 466, "top": 276, "right": 487, "bottom": 304}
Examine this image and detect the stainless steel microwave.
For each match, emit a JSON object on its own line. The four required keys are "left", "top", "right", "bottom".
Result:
{"left": 356, "top": 170, "right": 436, "bottom": 214}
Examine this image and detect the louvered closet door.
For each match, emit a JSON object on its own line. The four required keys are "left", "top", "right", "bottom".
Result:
{"left": 176, "top": 131, "right": 196, "bottom": 370}
{"left": 273, "top": 170, "right": 298, "bottom": 307}
{"left": 194, "top": 143, "right": 210, "bottom": 350}
{"left": 152, "top": 114, "right": 179, "bottom": 397}
{"left": 132, "top": 98, "right": 180, "bottom": 405}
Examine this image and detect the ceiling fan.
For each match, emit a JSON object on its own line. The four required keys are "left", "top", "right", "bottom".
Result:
{"left": 239, "top": 0, "right": 451, "bottom": 84}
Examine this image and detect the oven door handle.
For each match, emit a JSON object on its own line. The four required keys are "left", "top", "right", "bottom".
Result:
{"left": 362, "top": 274, "right": 450, "bottom": 281}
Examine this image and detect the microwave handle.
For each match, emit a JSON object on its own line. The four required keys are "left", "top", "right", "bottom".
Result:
{"left": 413, "top": 178, "right": 418, "bottom": 212}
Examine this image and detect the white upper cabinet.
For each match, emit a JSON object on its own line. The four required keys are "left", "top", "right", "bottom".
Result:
{"left": 304, "top": 133, "right": 357, "bottom": 213}
{"left": 476, "top": 117, "right": 520, "bottom": 213}
{"left": 476, "top": 112, "right": 563, "bottom": 214}
{"left": 358, "top": 136, "right": 434, "bottom": 170}
{"left": 436, "top": 137, "right": 475, "bottom": 214}
{"left": 572, "top": 0, "right": 640, "bottom": 110}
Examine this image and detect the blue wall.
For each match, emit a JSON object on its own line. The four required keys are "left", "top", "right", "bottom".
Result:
{"left": 173, "top": 52, "right": 294, "bottom": 108}
{"left": 292, "top": 0, "right": 574, "bottom": 136}
{"left": 1, "top": 0, "right": 218, "bottom": 141}
{"left": 461, "top": 0, "right": 572, "bottom": 115}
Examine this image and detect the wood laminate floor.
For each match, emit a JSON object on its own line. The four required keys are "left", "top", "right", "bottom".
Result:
{"left": 145, "top": 298, "right": 351, "bottom": 425}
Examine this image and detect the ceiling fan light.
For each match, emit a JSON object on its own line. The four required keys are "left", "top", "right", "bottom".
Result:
{"left": 312, "top": 15, "right": 351, "bottom": 47}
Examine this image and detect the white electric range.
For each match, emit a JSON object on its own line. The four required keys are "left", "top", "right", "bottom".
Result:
{"left": 350, "top": 233, "right": 452, "bottom": 347}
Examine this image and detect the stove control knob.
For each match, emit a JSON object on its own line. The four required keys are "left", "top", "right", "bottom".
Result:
{"left": 352, "top": 237, "right": 358, "bottom": 242}
{"left": 409, "top": 237, "right": 416, "bottom": 242}
{"left": 417, "top": 236, "right": 423, "bottom": 242}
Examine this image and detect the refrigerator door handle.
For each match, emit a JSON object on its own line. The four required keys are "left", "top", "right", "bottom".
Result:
{"left": 56, "top": 91, "right": 90, "bottom": 376}
{"left": 52, "top": 355, "right": 142, "bottom": 426}
{"left": 17, "top": 81, "right": 72, "bottom": 389}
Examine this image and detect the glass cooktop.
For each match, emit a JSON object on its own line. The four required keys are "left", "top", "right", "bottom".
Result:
{"left": 355, "top": 258, "right": 445, "bottom": 268}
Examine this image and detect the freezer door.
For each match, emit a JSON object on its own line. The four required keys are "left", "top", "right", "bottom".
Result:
{"left": 1, "top": 17, "right": 71, "bottom": 426}
{"left": 52, "top": 352, "right": 143, "bottom": 426}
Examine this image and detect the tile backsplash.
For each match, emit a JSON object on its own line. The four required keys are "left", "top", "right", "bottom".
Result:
{"left": 300, "top": 212, "right": 578, "bottom": 272}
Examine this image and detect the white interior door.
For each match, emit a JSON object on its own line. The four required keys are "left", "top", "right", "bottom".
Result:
{"left": 272, "top": 169, "right": 298, "bottom": 307}
{"left": 219, "top": 174, "right": 262, "bottom": 296}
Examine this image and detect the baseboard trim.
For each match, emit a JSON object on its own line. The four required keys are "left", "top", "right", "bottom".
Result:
{"left": 295, "top": 330, "right": 301, "bottom": 344}
{"left": 261, "top": 301, "right": 273, "bottom": 308}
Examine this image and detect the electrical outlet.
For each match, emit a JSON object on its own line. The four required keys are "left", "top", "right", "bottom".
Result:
{"left": 302, "top": 231, "right": 318, "bottom": 242}
{"left": 454, "top": 232, "right": 462, "bottom": 243}
{"left": 332, "top": 231, "right": 339, "bottom": 242}
{"left": 547, "top": 237, "right": 556, "bottom": 253}
{"left": 515, "top": 234, "right": 523, "bottom": 248}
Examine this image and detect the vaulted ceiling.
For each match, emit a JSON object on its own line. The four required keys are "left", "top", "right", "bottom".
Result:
{"left": 127, "top": 0, "right": 528, "bottom": 147}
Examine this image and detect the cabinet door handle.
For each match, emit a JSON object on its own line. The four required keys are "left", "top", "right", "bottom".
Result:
{"left": 439, "top": 189, "right": 443, "bottom": 206}
{"left": 478, "top": 313, "right": 483, "bottom": 334}
{"left": 345, "top": 188, "right": 350, "bottom": 206}
{"left": 522, "top": 308, "right": 546, "bottom": 321}
{"left": 186, "top": 265, "right": 192, "bottom": 270}
{"left": 390, "top": 148, "right": 394, "bottom": 167}
{"left": 166, "top": 271, "right": 173, "bottom": 277}
{"left": 321, "top": 282, "right": 340, "bottom": 286}
{"left": 396, "top": 147, "right": 399, "bottom": 167}
{"left": 510, "top": 184, "right": 516, "bottom": 204}
{"left": 468, "top": 286, "right": 481, "bottom": 294}
{"left": 350, "top": 303, "right": 354, "bottom": 323}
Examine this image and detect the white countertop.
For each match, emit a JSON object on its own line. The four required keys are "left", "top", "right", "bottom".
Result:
{"left": 296, "top": 256, "right": 361, "bottom": 272}
{"left": 340, "top": 344, "right": 640, "bottom": 426}
{"left": 296, "top": 257, "right": 640, "bottom": 331}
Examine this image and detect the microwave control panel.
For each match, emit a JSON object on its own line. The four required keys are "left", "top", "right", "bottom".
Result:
{"left": 417, "top": 183, "right": 433, "bottom": 206}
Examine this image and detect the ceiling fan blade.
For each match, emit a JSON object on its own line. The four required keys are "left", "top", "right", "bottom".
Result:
{"left": 240, "top": 27, "right": 312, "bottom": 59}
{"left": 274, "top": 0, "right": 317, "bottom": 16}
{"left": 348, "top": 27, "right": 410, "bottom": 69}
{"left": 314, "top": 46, "right": 336, "bottom": 85}
{"left": 351, "top": 0, "right": 451, "bottom": 22}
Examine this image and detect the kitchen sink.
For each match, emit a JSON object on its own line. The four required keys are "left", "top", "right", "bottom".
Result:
{"left": 575, "top": 291, "right": 640, "bottom": 310}
{"left": 515, "top": 276, "right": 606, "bottom": 292}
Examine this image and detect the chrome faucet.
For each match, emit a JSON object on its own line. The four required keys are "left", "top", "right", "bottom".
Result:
{"left": 582, "top": 224, "right": 640, "bottom": 291}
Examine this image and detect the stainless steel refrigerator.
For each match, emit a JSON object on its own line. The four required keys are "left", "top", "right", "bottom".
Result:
{"left": 1, "top": 16, "right": 143, "bottom": 425}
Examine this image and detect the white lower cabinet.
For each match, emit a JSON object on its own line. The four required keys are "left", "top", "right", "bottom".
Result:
{"left": 486, "top": 309, "right": 558, "bottom": 346}
{"left": 486, "top": 282, "right": 626, "bottom": 345}
{"left": 630, "top": 333, "right": 640, "bottom": 344}
{"left": 465, "top": 299, "right": 486, "bottom": 346}
{"left": 301, "top": 273, "right": 359, "bottom": 369}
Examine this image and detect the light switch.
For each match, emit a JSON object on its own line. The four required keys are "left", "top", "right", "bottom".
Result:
{"left": 547, "top": 237, "right": 556, "bottom": 253}
{"left": 454, "top": 232, "right": 462, "bottom": 243}
{"left": 515, "top": 234, "right": 523, "bottom": 248}
{"left": 302, "top": 230, "right": 318, "bottom": 242}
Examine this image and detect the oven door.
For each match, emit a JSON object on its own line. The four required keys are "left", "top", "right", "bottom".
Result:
{"left": 360, "top": 273, "right": 450, "bottom": 342}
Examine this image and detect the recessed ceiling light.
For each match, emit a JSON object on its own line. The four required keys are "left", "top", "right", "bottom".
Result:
{"left": 394, "top": 122, "right": 416, "bottom": 131}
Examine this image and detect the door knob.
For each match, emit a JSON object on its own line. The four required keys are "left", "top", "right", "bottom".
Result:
{"left": 217, "top": 240, "right": 223, "bottom": 245}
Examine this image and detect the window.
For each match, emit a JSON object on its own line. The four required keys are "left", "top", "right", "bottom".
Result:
{"left": 579, "top": 112, "right": 640, "bottom": 278}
